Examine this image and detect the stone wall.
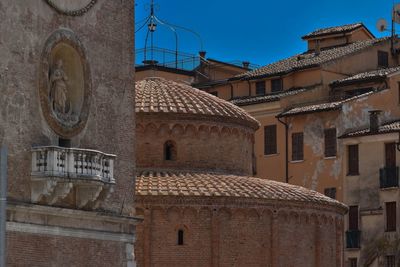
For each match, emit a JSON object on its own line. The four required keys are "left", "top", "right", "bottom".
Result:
{"left": 0, "top": 0, "right": 135, "bottom": 213}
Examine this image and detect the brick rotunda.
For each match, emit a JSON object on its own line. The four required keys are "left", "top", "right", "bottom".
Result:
{"left": 134, "top": 77, "right": 347, "bottom": 267}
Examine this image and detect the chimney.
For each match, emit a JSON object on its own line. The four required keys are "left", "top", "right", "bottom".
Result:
{"left": 315, "top": 40, "right": 321, "bottom": 55}
{"left": 242, "top": 61, "right": 250, "bottom": 69}
{"left": 369, "top": 110, "right": 381, "bottom": 132}
{"left": 199, "top": 51, "right": 206, "bottom": 60}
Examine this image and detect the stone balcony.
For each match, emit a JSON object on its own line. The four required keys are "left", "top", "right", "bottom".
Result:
{"left": 31, "top": 146, "right": 116, "bottom": 209}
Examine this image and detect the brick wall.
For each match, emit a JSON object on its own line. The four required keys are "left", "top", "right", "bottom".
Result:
{"left": 137, "top": 119, "right": 254, "bottom": 175}
{"left": 6, "top": 231, "right": 127, "bottom": 267}
{"left": 135, "top": 203, "right": 344, "bottom": 267}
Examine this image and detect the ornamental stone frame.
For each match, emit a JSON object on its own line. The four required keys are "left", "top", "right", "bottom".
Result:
{"left": 39, "top": 29, "right": 91, "bottom": 138}
{"left": 44, "top": 0, "right": 97, "bottom": 16}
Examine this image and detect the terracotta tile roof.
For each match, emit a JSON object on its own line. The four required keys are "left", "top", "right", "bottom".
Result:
{"left": 135, "top": 170, "right": 346, "bottom": 210}
{"left": 230, "top": 88, "right": 307, "bottom": 106}
{"left": 339, "top": 120, "right": 400, "bottom": 138}
{"left": 301, "top": 23, "right": 364, "bottom": 39}
{"left": 232, "top": 38, "right": 388, "bottom": 81}
{"left": 135, "top": 77, "right": 259, "bottom": 129}
{"left": 278, "top": 91, "right": 375, "bottom": 117}
{"left": 330, "top": 66, "right": 400, "bottom": 87}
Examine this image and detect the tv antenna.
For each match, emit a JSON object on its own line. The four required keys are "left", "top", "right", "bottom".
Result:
{"left": 376, "top": 3, "right": 400, "bottom": 54}
{"left": 135, "top": 0, "right": 204, "bottom": 67}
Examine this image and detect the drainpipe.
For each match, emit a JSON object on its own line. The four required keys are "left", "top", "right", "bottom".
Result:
{"left": 0, "top": 146, "right": 8, "bottom": 267}
{"left": 277, "top": 117, "right": 289, "bottom": 183}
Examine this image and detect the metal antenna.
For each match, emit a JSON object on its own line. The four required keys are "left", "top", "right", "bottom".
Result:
{"left": 136, "top": 0, "right": 204, "bottom": 67}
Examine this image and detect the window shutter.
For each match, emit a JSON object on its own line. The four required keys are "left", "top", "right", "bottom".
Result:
{"left": 324, "top": 128, "right": 337, "bottom": 157}
{"left": 348, "top": 145, "right": 359, "bottom": 175}
{"left": 264, "top": 125, "right": 277, "bottom": 155}
{"left": 291, "top": 132, "right": 303, "bottom": 161}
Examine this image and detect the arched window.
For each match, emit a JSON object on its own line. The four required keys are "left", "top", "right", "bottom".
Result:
{"left": 164, "top": 140, "right": 177, "bottom": 161}
{"left": 177, "top": 229, "right": 184, "bottom": 245}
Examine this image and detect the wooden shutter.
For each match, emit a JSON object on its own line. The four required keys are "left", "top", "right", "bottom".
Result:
{"left": 385, "top": 143, "right": 396, "bottom": 168}
{"left": 264, "top": 125, "right": 277, "bottom": 155}
{"left": 349, "top": 206, "right": 359, "bottom": 230}
{"left": 256, "top": 81, "right": 266, "bottom": 96}
{"left": 348, "top": 145, "right": 359, "bottom": 175}
{"left": 271, "top": 78, "right": 283, "bottom": 92}
{"left": 324, "top": 128, "right": 337, "bottom": 157}
{"left": 349, "top": 258, "right": 357, "bottom": 267}
{"left": 378, "top": 50, "right": 389, "bottom": 67}
{"left": 386, "top": 202, "right": 396, "bottom": 232}
{"left": 292, "top": 132, "right": 303, "bottom": 161}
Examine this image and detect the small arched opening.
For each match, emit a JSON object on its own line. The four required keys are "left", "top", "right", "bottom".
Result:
{"left": 164, "top": 140, "right": 177, "bottom": 161}
{"left": 177, "top": 229, "right": 184, "bottom": 245}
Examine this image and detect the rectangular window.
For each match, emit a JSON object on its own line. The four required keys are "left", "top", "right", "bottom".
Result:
{"left": 349, "top": 258, "right": 357, "bottom": 267}
{"left": 324, "top": 187, "right": 337, "bottom": 199}
{"left": 385, "top": 143, "right": 396, "bottom": 167}
{"left": 324, "top": 128, "right": 337, "bottom": 157}
{"left": 264, "top": 125, "right": 277, "bottom": 155}
{"left": 271, "top": 78, "right": 283, "bottom": 92}
{"left": 291, "top": 132, "right": 303, "bottom": 161}
{"left": 209, "top": 91, "right": 218, "bottom": 97}
{"left": 398, "top": 82, "right": 400, "bottom": 104}
{"left": 348, "top": 145, "right": 359, "bottom": 175}
{"left": 349, "top": 205, "right": 359, "bottom": 230}
{"left": 256, "top": 81, "right": 266, "bottom": 96}
{"left": 386, "top": 255, "right": 395, "bottom": 267}
{"left": 378, "top": 50, "right": 389, "bottom": 67}
{"left": 386, "top": 202, "right": 396, "bottom": 232}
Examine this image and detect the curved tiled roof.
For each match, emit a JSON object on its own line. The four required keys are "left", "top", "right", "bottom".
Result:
{"left": 135, "top": 170, "right": 347, "bottom": 211}
{"left": 135, "top": 77, "right": 259, "bottom": 129}
{"left": 233, "top": 38, "right": 389, "bottom": 80}
{"left": 302, "top": 23, "right": 364, "bottom": 39}
{"left": 330, "top": 66, "right": 400, "bottom": 87}
{"left": 339, "top": 119, "right": 400, "bottom": 138}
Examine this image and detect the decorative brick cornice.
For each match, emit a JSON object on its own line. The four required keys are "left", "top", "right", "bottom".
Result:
{"left": 45, "top": 0, "right": 97, "bottom": 16}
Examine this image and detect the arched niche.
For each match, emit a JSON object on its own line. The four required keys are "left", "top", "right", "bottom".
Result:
{"left": 39, "top": 29, "right": 91, "bottom": 138}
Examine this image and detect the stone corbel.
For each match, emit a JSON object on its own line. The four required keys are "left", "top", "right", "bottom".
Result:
{"left": 48, "top": 182, "right": 74, "bottom": 205}
{"left": 75, "top": 184, "right": 103, "bottom": 209}
{"left": 92, "top": 185, "right": 114, "bottom": 209}
{"left": 31, "top": 178, "right": 57, "bottom": 203}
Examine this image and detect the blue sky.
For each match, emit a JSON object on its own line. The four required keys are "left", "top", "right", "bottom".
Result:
{"left": 135, "top": 0, "right": 395, "bottom": 66}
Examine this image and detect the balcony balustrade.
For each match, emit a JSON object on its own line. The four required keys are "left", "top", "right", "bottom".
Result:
{"left": 31, "top": 146, "right": 116, "bottom": 209}
{"left": 379, "top": 166, "right": 399, "bottom": 189}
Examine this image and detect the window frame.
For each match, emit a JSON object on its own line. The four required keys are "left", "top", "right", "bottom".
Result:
{"left": 348, "top": 205, "right": 359, "bottom": 231}
{"left": 264, "top": 125, "right": 277, "bottom": 155}
{"left": 324, "top": 187, "right": 337, "bottom": 199}
{"left": 271, "top": 78, "right": 283, "bottom": 93}
{"left": 378, "top": 50, "right": 389, "bottom": 68}
{"left": 386, "top": 202, "right": 397, "bottom": 232}
{"left": 255, "top": 81, "right": 266, "bottom": 96}
{"left": 324, "top": 128, "right": 337, "bottom": 158}
{"left": 291, "top": 132, "right": 304, "bottom": 161}
{"left": 347, "top": 144, "right": 359, "bottom": 175}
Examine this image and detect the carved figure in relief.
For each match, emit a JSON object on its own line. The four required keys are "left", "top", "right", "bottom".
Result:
{"left": 50, "top": 59, "right": 69, "bottom": 115}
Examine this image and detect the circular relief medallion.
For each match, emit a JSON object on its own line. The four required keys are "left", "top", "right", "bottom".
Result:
{"left": 45, "top": 0, "right": 97, "bottom": 16}
{"left": 39, "top": 29, "right": 91, "bottom": 138}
